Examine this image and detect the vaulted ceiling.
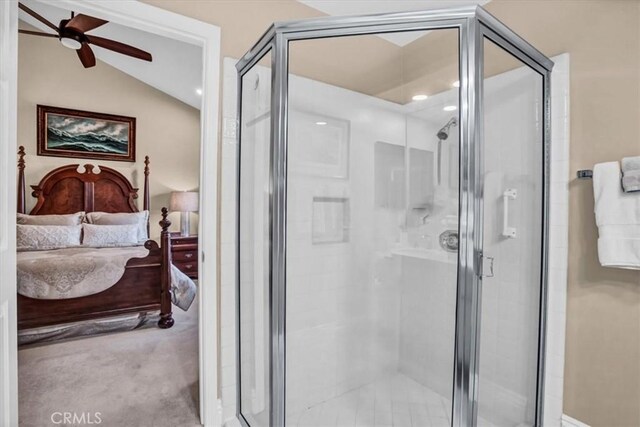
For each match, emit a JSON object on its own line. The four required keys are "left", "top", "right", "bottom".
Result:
{"left": 18, "top": 0, "right": 202, "bottom": 109}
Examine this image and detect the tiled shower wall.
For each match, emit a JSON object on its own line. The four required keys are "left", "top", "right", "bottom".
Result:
{"left": 285, "top": 74, "right": 409, "bottom": 417}
{"left": 220, "top": 58, "right": 240, "bottom": 421}
{"left": 544, "top": 53, "right": 570, "bottom": 427}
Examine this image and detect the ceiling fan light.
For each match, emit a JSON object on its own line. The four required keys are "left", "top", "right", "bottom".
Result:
{"left": 60, "top": 37, "right": 82, "bottom": 50}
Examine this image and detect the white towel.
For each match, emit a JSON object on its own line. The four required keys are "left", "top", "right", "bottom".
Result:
{"left": 621, "top": 156, "right": 640, "bottom": 192}
{"left": 593, "top": 161, "right": 640, "bottom": 269}
{"left": 622, "top": 156, "right": 640, "bottom": 171}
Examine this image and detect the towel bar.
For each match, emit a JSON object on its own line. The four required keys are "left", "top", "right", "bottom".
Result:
{"left": 577, "top": 170, "right": 593, "bottom": 179}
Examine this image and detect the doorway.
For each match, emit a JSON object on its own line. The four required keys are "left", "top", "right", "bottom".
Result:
{"left": 0, "top": 1, "right": 220, "bottom": 425}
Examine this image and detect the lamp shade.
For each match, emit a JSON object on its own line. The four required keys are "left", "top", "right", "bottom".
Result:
{"left": 169, "top": 191, "right": 199, "bottom": 212}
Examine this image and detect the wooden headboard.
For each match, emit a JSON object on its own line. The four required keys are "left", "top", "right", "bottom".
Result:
{"left": 17, "top": 145, "right": 150, "bottom": 216}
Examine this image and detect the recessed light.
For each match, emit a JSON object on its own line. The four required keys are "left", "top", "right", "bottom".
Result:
{"left": 412, "top": 94, "right": 428, "bottom": 101}
{"left": 443, "top": 105, "right": 457, "bottom": 111}
{"left": 315, "top": 121, "right": 327, "bottom": 126}
{"left": 452, "top": 80, "right": 460, "bottom": 88}
{"left": 196, "top": 88, "right": 202, "bottom": 95}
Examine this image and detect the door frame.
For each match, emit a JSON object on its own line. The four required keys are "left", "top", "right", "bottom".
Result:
{"left": 0, "top": 1, "right": 19, "bottom": 425}
{"left": 0, "top": 1, "right": 222, "bottom": 425}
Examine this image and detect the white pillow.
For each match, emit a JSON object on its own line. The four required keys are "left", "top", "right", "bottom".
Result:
{"left": 17, "top": 224, "right": 82, "bottom": 251}
{"left": 84, "top": 211, "right": 149, "bottom": 243}
{"left": 17, "top": 212, "right": 84, "bottom": 226}
{"left": 82, "top": 224, "right": 139, "bottom": 248}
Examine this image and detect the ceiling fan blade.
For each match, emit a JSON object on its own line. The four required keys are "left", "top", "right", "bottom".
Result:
{"left": 18, "top": 2, "right": 59, "bottom": 33}
{"left": 77, "top": 43, "right": 96, "bottom": 68}
{"left": 86, "top": 35, "right": 152, "bottom": 62}
{"left": 65, "top": 14, "right": 108, "bottom": 33}
{"left": 18, "top": 29, "right": 58, "bottom": 38}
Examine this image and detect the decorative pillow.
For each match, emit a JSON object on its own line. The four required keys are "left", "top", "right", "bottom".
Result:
{"left": 17, "top": 225, "right": 82, "bottom": 251}
{"left": 85, "top": 211, "right": 149, "bottom": 243}
{"left": 82, "top": 224, "right": 139, "bottom": 248}
{"left": 17, "top": 212, "right": 84, "bottom": 226}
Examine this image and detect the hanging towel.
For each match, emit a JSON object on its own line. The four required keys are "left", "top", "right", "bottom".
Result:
{"left": 621, "top": 156, "right": 640, "bottom": 192}
{"left": 593, "top": 161, "right": 640, "bottom": 269}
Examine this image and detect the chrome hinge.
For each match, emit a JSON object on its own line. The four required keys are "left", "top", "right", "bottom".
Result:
{"left": 480, "top": 255, "right": 494, "bottom": 278}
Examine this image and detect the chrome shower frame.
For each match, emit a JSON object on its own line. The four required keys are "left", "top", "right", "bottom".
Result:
{"left": 235, "top": 6, "right": 553, "bottom": 426}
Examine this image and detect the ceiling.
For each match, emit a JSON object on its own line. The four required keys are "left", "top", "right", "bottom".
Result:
{"left": 18, "top": 0, "right": 202, "bottom": 109}
{"left": 298, "top": 0, "right": 490, "bottom": 46}
{"left": 287, "top": 0, "right": 493, "bottom": 105}
{"left": 17, "top": 0, "right": 493, "bottom": 109}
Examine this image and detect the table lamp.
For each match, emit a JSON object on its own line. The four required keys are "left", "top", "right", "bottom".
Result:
{"left": 169, "top": 191, "right": 199, "bottom": 236}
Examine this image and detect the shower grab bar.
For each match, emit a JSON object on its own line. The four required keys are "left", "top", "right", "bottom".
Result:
{"left": 502, "top": 188, "right": 517, "bottom": 239}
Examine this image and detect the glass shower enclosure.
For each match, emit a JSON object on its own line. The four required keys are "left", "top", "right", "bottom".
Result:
{"left": 235, "top": 5, "right": 553, "bottom": 427}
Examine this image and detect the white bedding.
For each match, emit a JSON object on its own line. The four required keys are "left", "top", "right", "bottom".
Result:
{"left": 18, "top": 246, "right": 149, "bottom": 299}
{"left": 17, "top": 246, "right": 196, "bottom": 311}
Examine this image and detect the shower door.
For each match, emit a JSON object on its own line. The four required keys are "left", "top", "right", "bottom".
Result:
{"left": 284, "top": 28, "right": 461, "bottom": 427}
{"left": 474, "top": 32, "right": 548, "bottom": 427}
{"left": 235, "top": 7, "right": 553, "bottom": 427}
{"left": 237, "top": 48, "right": 273, "bottom": 427}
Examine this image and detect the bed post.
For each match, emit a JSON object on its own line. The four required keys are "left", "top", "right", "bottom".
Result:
{"left": 17, "top": 145, "right": 25, "bottom": 214}
{"left": 143, "top": 156, "right": 150, "bottom": 236}
{"left": 158, "top": 207, "right": 174, "bottom": 329}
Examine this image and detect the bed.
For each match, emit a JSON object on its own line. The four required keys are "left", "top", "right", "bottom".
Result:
{"left": 16, "top": 145, "right": 190, "bottom": 331}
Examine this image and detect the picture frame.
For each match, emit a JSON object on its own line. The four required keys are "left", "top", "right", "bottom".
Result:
{"left": 37, "top": 105, "right": 136, "bottom": 162}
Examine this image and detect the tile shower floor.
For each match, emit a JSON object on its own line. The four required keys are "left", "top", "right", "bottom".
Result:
{"left": 288, "top": 373, "right": 498, "bottom": 427}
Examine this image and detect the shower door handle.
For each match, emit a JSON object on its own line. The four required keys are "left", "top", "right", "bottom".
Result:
{"left": 502, "top": 188, "right": 517, "bottom": 239}
{"left": 480, "top": 255, "right": 494, "bottom": 278}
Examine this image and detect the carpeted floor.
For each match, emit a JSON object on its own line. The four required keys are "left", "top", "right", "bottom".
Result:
{"left": 18, "top": 300, "right": 201, "bottom": 427}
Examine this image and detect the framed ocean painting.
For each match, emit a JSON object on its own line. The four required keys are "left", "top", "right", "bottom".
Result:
{"left": 37, "top": 105, "right": 136, "bottom": 162}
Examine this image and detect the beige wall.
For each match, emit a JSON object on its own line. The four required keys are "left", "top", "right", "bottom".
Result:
{"left": 143, "top": 1, "right": 640, "bottom": 425}
{"left": 18, "top": 32, "right": 201, "bottom": 239}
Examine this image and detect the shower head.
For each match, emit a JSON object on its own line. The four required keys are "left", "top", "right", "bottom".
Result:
{"left": 436, "top": 117, "right": 458, "bottom": 140}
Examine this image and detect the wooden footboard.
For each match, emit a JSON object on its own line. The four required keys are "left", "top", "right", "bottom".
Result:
{"left": 17, "top": 209, "right": 174, "bottom": 330}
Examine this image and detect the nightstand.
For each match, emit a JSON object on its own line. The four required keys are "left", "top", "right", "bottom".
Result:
{"left": 170, "top": 233, "right": 198, "bottom": 279}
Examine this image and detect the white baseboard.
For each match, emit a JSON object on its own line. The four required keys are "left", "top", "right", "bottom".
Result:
{"left": 562, "top": 414, "right": 590, "bottom": 427}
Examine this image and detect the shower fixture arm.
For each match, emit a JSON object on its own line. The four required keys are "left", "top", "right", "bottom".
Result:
{"left": 435, "top": 117, "right": 458, "bottom": 185}
{"left": 437, "top": 139, "right": 443, "bottom": 185}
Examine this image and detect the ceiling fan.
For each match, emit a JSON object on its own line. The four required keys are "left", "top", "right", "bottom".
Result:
{"left": 18, "top": 2, "right": 152, "bottom": 68}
